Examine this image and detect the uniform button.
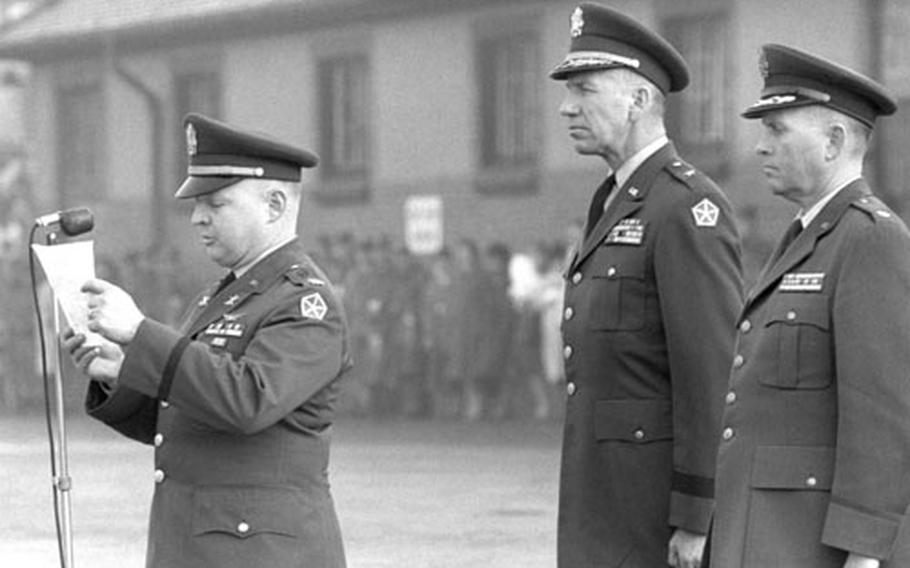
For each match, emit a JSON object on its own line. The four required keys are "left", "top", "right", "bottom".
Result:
{"left": 786, "top": 310, "right": 797, "bottom": 321}
{"left": 563, "top": 345, "right": 573, "bottom": 360}
{"left": 806, "top": 476, "right": 818, "bottom": 488}
{"left": 732, "top": 354, "right": 744, "bottom": 369}
{"left": 237, "top": 521, "right": 250, "bottom": 534}
{"left": 633, "top": 429, "right": 645, "bottom": 440}
{"left": 725, "top": 391, "right": 737, "bottom": 404}
{"left": 739, "top": 320, "right": 752, "bottom": 333}
{"left": 566, "top": 382, "right": 576, "bottom": 396}
{"left": 606, "top": 266, "right": 617, "bottom": 278}
{"left": 160, "top": 400, "right": 170, "bottom": 409}
{"left": 153, "top": 433, "right": 164, "bottom": 447}
{"left": 564, "top": 307, "right": 574, "bottom": 321}
{"left": 572, "top": 272, "right": 582, "bottom": 284}
{"left": 722, "top": 427, "right": 734, "bottom": 441}
{"left": 153, "top": 469, "right": 166, "bottom": 484}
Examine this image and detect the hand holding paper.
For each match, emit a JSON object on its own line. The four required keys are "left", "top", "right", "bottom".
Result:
{"left": 83, "top": 278, "right": 145, "bottom": 345}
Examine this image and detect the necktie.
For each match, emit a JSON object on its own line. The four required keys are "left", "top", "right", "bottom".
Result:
{"left": 585, "top": 174, "right": 616, "bottom": 238}
{"left": 772, "top": 219, "right": 803, "bottom": 264}
{"left": 213, "top": 272, "right": 236, "bottom": 296}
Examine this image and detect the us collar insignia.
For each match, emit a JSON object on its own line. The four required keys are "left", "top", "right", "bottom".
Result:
{"left": 570, "top": 6, "right": 584, "bottom": 38}
{"left": 779, "top": 272, "right": 825, "bottom": 292}
{"left": 198, "top": 295, "right": 210, "bottom": 307}
{"left": 186, "top": 123, "right": 198, "bottom": 156}
{"left": 225, "top": 294, "right": 241, "bottom": 307}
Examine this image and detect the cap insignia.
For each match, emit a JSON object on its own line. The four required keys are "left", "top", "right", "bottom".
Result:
{"left": 758, "top": 49, "right": 769, "bottom": 79}
{"left": 186, "top": 124, "right": 198, "bottom": 157}
{"left": 570, "top": 6, "right": 585, "bottom": 38}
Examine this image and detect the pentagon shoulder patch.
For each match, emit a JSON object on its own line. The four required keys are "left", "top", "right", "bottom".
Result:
{"left": 691, "top": 198, "right": 719, "bottom": 227}
{"left": 300, "top": 292, "right": 328, "bottom": 321}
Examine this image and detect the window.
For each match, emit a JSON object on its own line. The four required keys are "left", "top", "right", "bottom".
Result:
{"left": 57, "top": 82, "right": 105, "bottom": 203}
{"left": 317, "top": 55, "right": 369, "bottom": 198}
{"left": 662, "top": 11, "right": 729, "bottom": 175}
{"left": 173, "top": 69, "right": 221, "bottom": 185}
{"left": 476, "top": 27, "right": 540, "bottom": 193}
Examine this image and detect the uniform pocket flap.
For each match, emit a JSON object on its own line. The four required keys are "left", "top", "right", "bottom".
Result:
{"left": 592, "top": 251, "right": 646, "bottom": 279}
{"left": 193, "top": 486, "right": 306, "bottom": 538}
{"left": 594, "top": 399, "right": 673, "bottom": 443}
{"left": 751, "top": 445, "right": 835, "bottom": 490}
{"left": 766, "top": 295, "right": 830, "bottom": 330}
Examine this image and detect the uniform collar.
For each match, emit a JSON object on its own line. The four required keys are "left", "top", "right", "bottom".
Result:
{"left": 613, "top": 134, "right": 669, "bottom": 189}
{"left": 233, "top": 235, "right": 297, "bottom": 278}
{"left": 796, "top": 175, "right": 862, "bottom": 229}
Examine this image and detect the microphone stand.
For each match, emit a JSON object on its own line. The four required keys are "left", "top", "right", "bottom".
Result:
{"left": 45, "top": 228, "right": 75, "bottom": 568}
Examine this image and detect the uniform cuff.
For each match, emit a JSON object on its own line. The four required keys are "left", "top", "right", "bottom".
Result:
{"left": 118, "top": 318, "right": 183, "bottom": 398}
{"left": 669, "top": 491, "right": 714, "bottom": 534}
{"left": 822, "top": 497, "right": 900, "bottom": 559}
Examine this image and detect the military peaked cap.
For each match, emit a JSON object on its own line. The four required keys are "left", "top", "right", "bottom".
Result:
{"left": 175, "top": 113, "right": 319, "bottom": 198}
{"left": 742, "top": 44, "right": 897, "bottom": 127}
{"left": 549, "top": 2, "right": 689, "bottom": 93}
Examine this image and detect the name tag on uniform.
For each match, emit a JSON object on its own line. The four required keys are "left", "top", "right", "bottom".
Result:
{"left": 779, "top": 272, "right": 825, "bottom": 292}
{"left": 606, "top": 219, "right": 645, "bottom": 245}
{"left": 204, "top": 321, "right": 245, "bottom": 337}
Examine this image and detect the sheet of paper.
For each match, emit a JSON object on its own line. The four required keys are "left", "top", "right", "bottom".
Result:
{"left": 31, "top": 241, "right": 104, "bottom": 346}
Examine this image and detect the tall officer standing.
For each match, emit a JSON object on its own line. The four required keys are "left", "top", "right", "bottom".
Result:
{"left": 710, "top": 44, "right": 910, "bottom": 568}
{"left": 63, "top": 113, "right": 350, "bottom": 568}
{"left": 550, "top": 4, "right": 743, "bottom": 567}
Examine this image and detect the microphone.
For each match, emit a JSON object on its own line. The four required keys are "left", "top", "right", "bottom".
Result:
{"left": 35, "top": 207, "right": 94, "bottom": 236}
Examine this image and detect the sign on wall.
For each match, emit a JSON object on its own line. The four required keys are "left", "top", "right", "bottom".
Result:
{"left": 404, "top": 195, "right": 444, "bottom": 255}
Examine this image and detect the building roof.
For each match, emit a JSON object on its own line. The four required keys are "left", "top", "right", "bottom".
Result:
{"left": 0, "top": 0, "right": 492, "bottom": 60}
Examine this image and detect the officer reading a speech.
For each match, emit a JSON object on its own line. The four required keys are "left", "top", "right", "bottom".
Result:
{"left": 550, "top": 3, "right": 743, "bottom": 567}
{"left": 63, "top": 113, "right": 350, "bottom": 568}
{"left": 710, "top": 44, "right": 910, "bottom": 568}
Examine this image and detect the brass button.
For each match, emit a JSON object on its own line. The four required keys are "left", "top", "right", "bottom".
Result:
{"left": 564, "top": 307, "right": 574, "bottom": 321}
{"left": 572, "top": 272, "right": 582, "bottom": 284}
{"left": 160, "top": 400, "right": 170, "bottom": 409}
{"left": 722, "top": 427, "right": 734, "bottom": 441}
{"left": 732, "top": 354, "right": 744, "bottom": 369}
{"left": 566, "top": 382, "right": 576, "bottom": 396}
{"left": 606, "top": 266, "right": 617, "bottom": 278}
{"left": 153, "top": 469, "right": 165, "bottom": 484}
{"left": 237, "top": 521, "right": 250, "bottom": 534}
{"left": 563, "top": 345, "right": 573, "bottom": 360}
{"left": 739, "top": 320, "right": 752, "bottom": 333}
{"left": 153, "top": 433, "right": 164, "bottom": 447}
{"left": 633, "top": 429, "right": 645, "bottom": 440}
{"left": 725, "top": 391, "right": 737, "bottom": 404}
{"left": 806, "top": 476, "right": 818, "bottom": 488}
{"left": 787, "top": 310, "right": 797, "bottom": 321}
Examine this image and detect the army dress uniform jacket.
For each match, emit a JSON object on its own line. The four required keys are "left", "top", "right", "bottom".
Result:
{"left": 558, "top": 143, "right": 743, "bottom": 567}
{"left": 85, "top": 239, "right": 350, "bottom": 568}
{"left": 711, "top": 181, "right": 910, "bottom": 567}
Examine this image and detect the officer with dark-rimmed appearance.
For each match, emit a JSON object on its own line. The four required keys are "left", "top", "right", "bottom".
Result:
{"left": 63, "top": 113, "right": 350, "bottom": 568}
{"left": 550, "top": 3, "right": 743, "bottom": 567}
{"left": 710, "top": 44, "right": 910, "bottom": 568}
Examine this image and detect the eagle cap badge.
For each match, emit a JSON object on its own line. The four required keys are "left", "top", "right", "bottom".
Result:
{"left": 186, "top": 123, "right": 198, "bottom": 156}
{"left": 570, "top": 6, "right": 584, "bottom": 38}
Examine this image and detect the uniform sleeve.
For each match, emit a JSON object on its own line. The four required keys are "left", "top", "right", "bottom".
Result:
{"left": 84, "top": 381, "right": 159, "bottom": 445}
{"left": 116, "top": 285, "right": 347, "bottom": 435}
{"left": 654, "top": 189, "right": 744, "bottom": 534}
{"left": 822, "top": 219, "right": 910, "bottom": 559}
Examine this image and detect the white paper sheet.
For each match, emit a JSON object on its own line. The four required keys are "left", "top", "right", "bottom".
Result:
{"left": 31, "top": 240, "right": 104, "bottom": 346}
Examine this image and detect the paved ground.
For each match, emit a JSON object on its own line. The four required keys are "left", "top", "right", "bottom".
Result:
{"left": 0, "top": 412, "right": 562, "bottom": 567}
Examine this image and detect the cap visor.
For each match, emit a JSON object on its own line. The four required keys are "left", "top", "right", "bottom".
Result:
{"left": 174, "top": 176, "right": 243, "bottom": 198}
{"left": 741, "top": 98, "right": 819, "bottom": 120}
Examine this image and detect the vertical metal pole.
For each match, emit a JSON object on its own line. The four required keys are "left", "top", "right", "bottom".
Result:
{"left": 47, "top": 230, "right": 74, "bottom": 568}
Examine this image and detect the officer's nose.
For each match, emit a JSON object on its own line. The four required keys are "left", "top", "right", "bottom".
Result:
{"left": 190, "top": 202, "right": 209, "bottom": 226}
{"left": 755, "top": 132, "right": 772, "bottom": 156}
{"left": 560, "top": 97, "right": 579, "bottom": 117}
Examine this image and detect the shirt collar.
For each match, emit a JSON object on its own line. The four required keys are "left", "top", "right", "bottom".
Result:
{"left": 233, "top": 235, "right": 297, "bottom": 278}
{"left": 614, "top": 135, "right": 669, "bottom": 189}
{"left": 797, "top": 175, "right": 862, "bottom": 228}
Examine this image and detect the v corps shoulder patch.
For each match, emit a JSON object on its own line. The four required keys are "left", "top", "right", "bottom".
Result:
{"left": 300, "top": 293, "right": 328, "bottom": 320}
{"left": 691, "top": 198, "right": 719, "bottom": 227}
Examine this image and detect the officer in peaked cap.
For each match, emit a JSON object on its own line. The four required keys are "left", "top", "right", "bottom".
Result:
{"left": 710, "top": 44, "right": 910, "bottom": 567}
{"left": 176, "top": 112, "right": 318, "bottom": 198}
{"left": 550, "top": 4, "right": 743, "bottom": 568}
{"left": 63, "top": 113, "right": 350, "bottom": 568}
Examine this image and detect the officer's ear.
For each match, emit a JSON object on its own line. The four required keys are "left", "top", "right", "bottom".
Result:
{"left": 265, "top": 186, "right": 288, "bottom": 221}
{"left": 824, "top": 122, "right": 847, "bottom": 162}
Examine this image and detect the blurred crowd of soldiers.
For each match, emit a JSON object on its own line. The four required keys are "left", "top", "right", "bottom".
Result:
{"left": 313, "top": 231, "right": 575, "bottom": 422}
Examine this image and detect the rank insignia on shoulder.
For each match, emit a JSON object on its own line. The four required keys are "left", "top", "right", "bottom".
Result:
{"left": 606, "top": 218, "right": 645, "bottom": 245}
{"left": 307, "top": 277, "right": 326, "bottom": 287}
{"left": 779, "top": 272, "right": 825, "bottom": 292}
{"left": 691, "top": 198, "right": 719, "bottom": 227}
{"left": 301, "top": 292, "right": 328, "bottom": 320}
